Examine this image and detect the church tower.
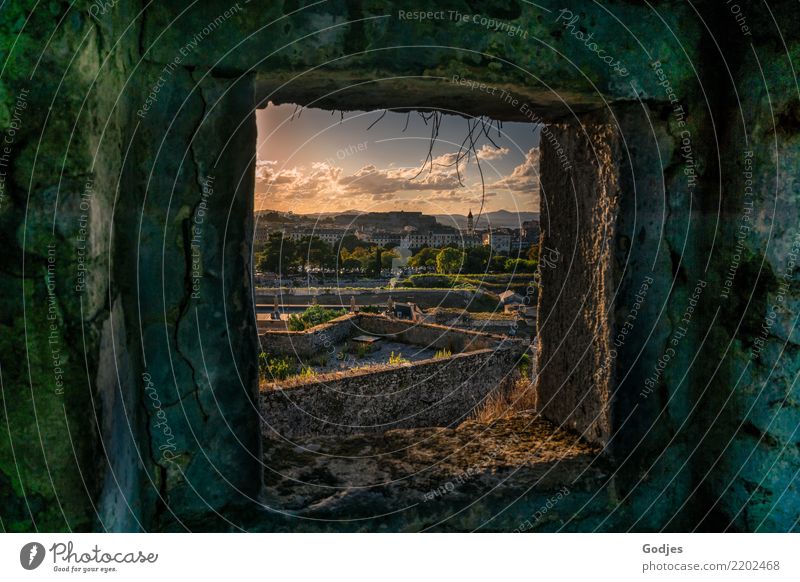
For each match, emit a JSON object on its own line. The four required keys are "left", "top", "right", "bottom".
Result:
{"left": 467, "top": 209, "right": 474, "bottom": 235}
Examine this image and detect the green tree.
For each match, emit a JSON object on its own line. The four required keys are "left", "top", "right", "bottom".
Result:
{"left": 408, "top": 246, "right": 440, "bottom": 269}
{"left": 340, "top": 234, "right": 362, "bottom": 252}
{"left": 343, "top": 246, "right": 376, "bottom": 272}
{"left": 436, "top": 247, "right": 465, "bottom": 274}
{"left": 489, "top": 254, "right": 507, "bottom": 272}
{"left": 504, "top": 258, "right": 537, "bottom": 273}
{"left": 380, "top": 248, "right": 399, "bottom": 269}
{"left": 464, "top": 245, "right": 491, "bottom": 272}
{"left": 302, "top": 236, "right": 334, "bottom": 272}
{"left": 371, "top": 247, "right": 382, "bottom": 276}
{"left": 340, "top": 256, "right": 362, "bottom": 272}
{"left": 256, "top": 232, "right": 297, "bottom": 275}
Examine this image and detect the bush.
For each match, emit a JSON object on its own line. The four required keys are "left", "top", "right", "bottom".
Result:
{"left": 406, "top": 274, "right": 455, "bottom": 288}
{"left": 259, "top": 353, "right": 296, "bottom": 381}
{"left": 288, "top": 305, "right": 346, "bottom": 331}
{"left": 518, "top": 353, "right": 532, "bottom": 379}
{"left": 504, "top": 258, "right": 537, "bottom": 273}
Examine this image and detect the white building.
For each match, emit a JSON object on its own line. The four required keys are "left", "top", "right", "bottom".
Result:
{"left": 483, "top": 230, "right": 512, "bottom": 254}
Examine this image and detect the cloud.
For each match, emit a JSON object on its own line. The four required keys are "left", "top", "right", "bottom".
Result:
{"left": 475, "top": 144, "right": 510, "bottom": 160}
{"left": 255, "top": 146, "right": 529, "bottom": 212}
{"left": 429, "top": 144, "right": 510, "bottom": 170}
{"left": 338, "top": 163, "right": 463, "bottom": 198}
{"left": 255, "top": 160, "right": 343, "bottom": 204}
{"left": 489, "top": 147, "right": 540, "bottom": 193}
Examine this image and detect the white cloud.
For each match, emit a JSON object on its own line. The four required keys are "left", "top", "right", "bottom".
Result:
{"left": 489, "top": 147, "right": 540, "bottom": 193}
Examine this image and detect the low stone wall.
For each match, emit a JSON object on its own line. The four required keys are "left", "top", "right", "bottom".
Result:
{"left": 257, "top": 319, "right": 288, "bottom": 332}
{"left": 258, "top": 314, "right": 356, "bottom": 358}
{"left": 258, "top": 313, "right": 508, "bottom": 358}
{"left": 354, "top": 314, "right": 505, "bottom": 352}
{"left": 260, "top": 345, "right": 524, "bottom": 438}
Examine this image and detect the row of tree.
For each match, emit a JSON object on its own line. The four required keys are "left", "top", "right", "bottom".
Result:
{"left": 255, "top": 233, "right": 398, "bottom": 276}
{"left": 255, "top": 232, "right": 538, "bottom": 277}
{"left": 408, "top": 244, "right": 539, "bottom": 274}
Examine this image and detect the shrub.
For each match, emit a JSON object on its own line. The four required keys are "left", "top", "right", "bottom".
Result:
{"left": 407, "top": 274, "right": 455, "bottom": 288}
{"left": 504, "top": 258, "right": 537, "bottom": 273}
{"left": 259, "top": 353, "right": 296, "bottom": 381}
{"left": 518, "top": 352, "right": 532, "bottom": 379}
{"left": 288, "top": 305, "right": 346, "bottom": 331}
{"left": 472, "top": 375, "right": 537, "bottom": 424}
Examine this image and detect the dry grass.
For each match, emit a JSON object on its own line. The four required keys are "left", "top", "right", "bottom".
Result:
{"left": 472, "top": 374, "right": 538, "bottom": 424}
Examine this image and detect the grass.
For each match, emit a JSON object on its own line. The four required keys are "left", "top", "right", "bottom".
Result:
{"left": 388, "top": 351, "right": 409, "bottom": 365}
{"left": 434, "top": 348, "right": 452, "bottom": 359}
{"left": 287, "top": 305, "right": 346, "bottom": 331}
{"left": 297, "top": 365, "right": 316, "bottom": 380}
{"left": 258, "top": 352, "right": 319, "bottom": 384}
{"left": 259, "top": 353, "right": 295, "bottom": 381}
{"left": 472, "top": 374, "right": 538, "bottom": 424}
{"left": 355, "top": 343, "right": 372, "bottom": 359}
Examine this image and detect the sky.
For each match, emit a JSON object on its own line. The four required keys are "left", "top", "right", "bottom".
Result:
{"left": 255, "top": 103, "right": 541, "bottom": 216}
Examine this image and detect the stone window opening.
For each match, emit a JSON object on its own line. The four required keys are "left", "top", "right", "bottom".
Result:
{"left": 243, "top": 98, "right": 617, "bottom": 530}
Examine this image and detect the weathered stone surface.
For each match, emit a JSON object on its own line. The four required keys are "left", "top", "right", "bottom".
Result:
{"left": 2, "top": 0, "right": 799, "bottom": 533}
{"left": 261, "top": 346, "right": 522, "bottom": 438}
{"left": 536, "top": 118, "right": 619, "bottom": 446}
{"left": 254, "top": 413, "right": 616, "bottom": 532}
{"left": 114, "top": 63, "right": 261, "bottom": 529}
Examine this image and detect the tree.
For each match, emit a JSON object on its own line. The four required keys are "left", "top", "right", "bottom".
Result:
{"left": 343, "top": 246, "right": 375, "bottom": 272}
{"left": 526, "top": 243, "right": 540, "bottom": 261}
{"left": 339, "top": 234, "right": 362, "bottom": 252}
{"left": 408, "top": 246, "right": 439, "bottom": 269}
{"left": 303, "top": 236, "right": 334, "bottom": 272}
{"left": 504, "top": 258, "right": 537, "bottom": 273}
{"left": 380, "top": 248, "right": 399, "bottom": 269}
{"left": 436, "top": 247, "right": 465, "bottom": 274}
{"left": 256, "top": 232, "right": 297, "bottom": 275}
{"left": 489, "top": 254, "right": 507, "bottom": 272}
{"left": 340, "top": 257, "right": 362, "bottom": 272}
{"left": 464, "top": 245, "right": 491, "bottom": 273}
{"left": 371, "top": 247, "right": 382, "bottom": 276}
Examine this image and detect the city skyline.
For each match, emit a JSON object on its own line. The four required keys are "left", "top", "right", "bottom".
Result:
{"left": 255, "top": 104, "right": 541, "bottom": 215}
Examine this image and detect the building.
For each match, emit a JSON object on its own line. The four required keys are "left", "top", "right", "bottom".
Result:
{"left": 521, "top": 220, "right": 541, "bottom": 244}
{"left": 401, "top": 229, "right": 481, "bottom": 250}
{"left": 483, "top": 229, "right": 512, "bottom": 254}
{"left": 356, "top": 230, "right": 402, "bottom": 247}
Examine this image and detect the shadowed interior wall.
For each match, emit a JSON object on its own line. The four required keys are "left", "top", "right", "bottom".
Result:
{"left": 1, "top": 0, "right": 798, "bottom": 532}
{"left": 535, "top": 118, "right": 620, "bottom": 446}
{"left": 115, "top": 65, "right": 260, "bottom": 529}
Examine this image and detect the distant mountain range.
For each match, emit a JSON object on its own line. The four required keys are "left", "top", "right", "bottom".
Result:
{"left": 256, "top": 208, "right": 539, "bottom": 228}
